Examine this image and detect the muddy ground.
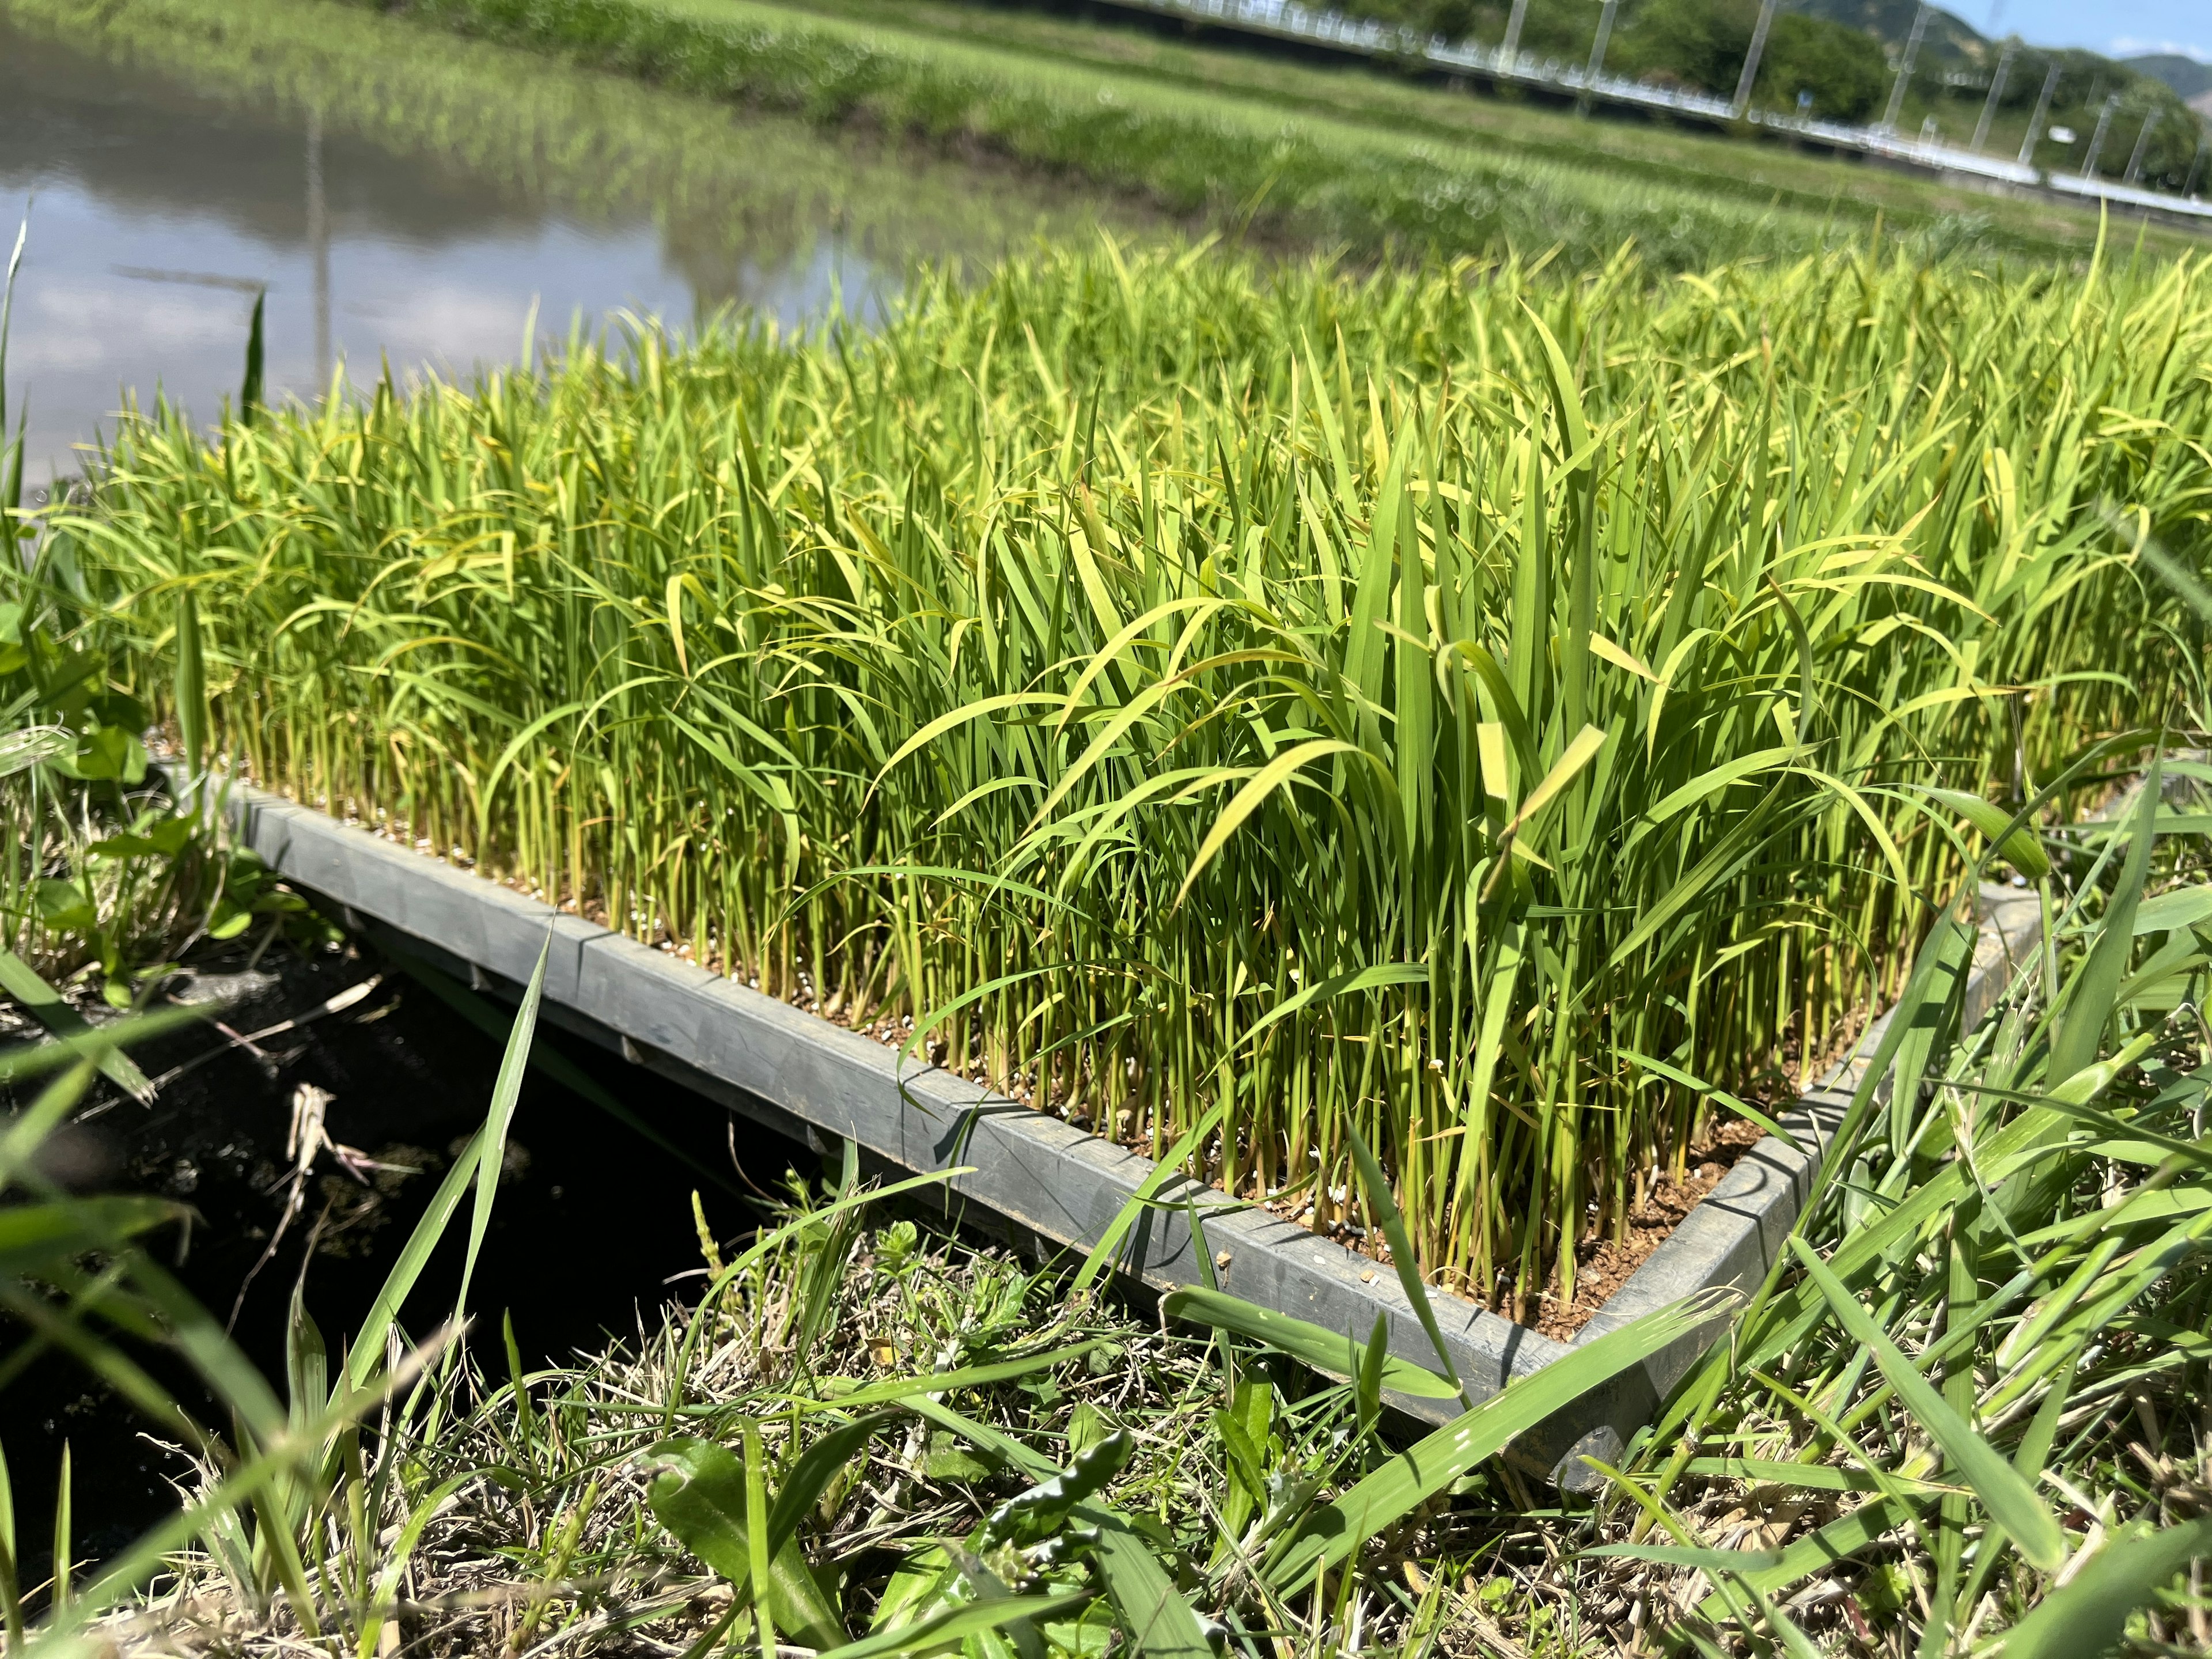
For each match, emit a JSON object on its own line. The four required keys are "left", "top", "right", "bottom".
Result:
{"left": 5, "top": 931, "right": 806, "bottom": 1565}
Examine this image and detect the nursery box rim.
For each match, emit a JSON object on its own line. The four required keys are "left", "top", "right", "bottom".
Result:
{"left": 195, "top": 773, "right": 2041, "bottom": 1484}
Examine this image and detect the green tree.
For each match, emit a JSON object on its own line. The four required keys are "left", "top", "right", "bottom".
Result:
{"left": 1757, "top": 12, "right": 1887, "bottom": 119}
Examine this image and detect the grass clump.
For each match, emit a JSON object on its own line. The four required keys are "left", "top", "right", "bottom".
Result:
{"left": 6, "top": 781, "right": 2212, "bottom": 1655}
{"left": 61, "top": 234, "right": 2212, "bottom": 1314}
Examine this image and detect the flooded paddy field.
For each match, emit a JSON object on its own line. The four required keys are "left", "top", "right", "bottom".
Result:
{"left": 0, "top": 0, "right": 1129, "bottom": 484}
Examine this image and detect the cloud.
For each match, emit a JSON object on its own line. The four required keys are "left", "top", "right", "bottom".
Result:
{"left": 2109, "top": 37, "right": 2211, "bottom": 60}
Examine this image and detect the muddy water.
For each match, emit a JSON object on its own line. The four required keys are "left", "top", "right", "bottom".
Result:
{"left": 0, "top": 4, "right": 1116, "bottom": 485}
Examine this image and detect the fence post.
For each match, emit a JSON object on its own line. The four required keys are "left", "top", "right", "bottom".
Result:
{"left": 1970, "top": 39, "right": 2014, "bottom": 154}
{"left": 2017, "top": 59, "right": 2060, "bottom": 166}
{"left": 1499, "top": 0, "right": 1531, "bottom": 67}
{"left": 1730, "top": 0, "right": 1780, "bottom": 120}
{"left": 2123, "top": 107, "right": 2162, "bottom": 185}
{"left": 1584, "top": 0, "right": 1620, "bottom": 89}
{"left": 1880, "top": 3, "right": 1930, "bottom": 134}
{"left": 2081, "top": 93, "right": 2119, "bottom": 180}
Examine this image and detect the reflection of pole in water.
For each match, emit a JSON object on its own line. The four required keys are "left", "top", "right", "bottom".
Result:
{"left": 306, "top": 106, "right": 330, "bottom": 391}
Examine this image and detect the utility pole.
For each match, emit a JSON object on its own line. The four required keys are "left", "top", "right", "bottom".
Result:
{"left": 306, "top": 105, "right": 330, "bottom": 392}
{"left": 1499, "top": 0, "right": 1530, "bottom": 66}
{"left": 2081, "top": 93, "right": 2118, "bottom": 179}
{"left": 1732, "top": 0, "right": 1783, "bottom": 120}
{"left": 2017, "top": 59, "right": 2059, "bottom": 165}
{"left": 1881, "top": 3, "right": 1931, "bottom": 134}
{"left": 2122, "top": 107, "right": 2162, "bottom": 185}
{"left": 1970, "top": 39, "right": 2014, "bottom": 153}
{"left": 1585, "top": 0, "right": 1621, "bottom": 86}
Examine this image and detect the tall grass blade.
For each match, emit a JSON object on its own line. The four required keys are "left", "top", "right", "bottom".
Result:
{"left": 451, "top": 933, "right": 550, "bottom": 1334}
{"left": 1263, "top": 1293, "right": 1723, "bottom": 1589}
{"left": 2051, "top": 749, "right": 2161, "bottom": 1081}
{"left": 1784, "top": 1236, "right": 2067, "bottom": 1572}
{"left": 1160, "top": 1286, "right": 1458, "bottom": 1399}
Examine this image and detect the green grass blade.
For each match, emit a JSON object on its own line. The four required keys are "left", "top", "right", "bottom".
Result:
{"left": 1263, "top": 1292, "right": 1724, "bottom": 1590}
{"left": 1785, "top": 1236, "right": 2067, "bottom": 1572}
{"left": 642, "top": 1435, "right": 846, "bottom": 1652}
{"left": 1344, "top": 1119, "right": 1466, "bottom": 1399}
{"left": 2051, "top": 750, "right": 2160, "bottom": 1081}
{"left": 816, "top": 1589, "right": 1093, "bottom": 1659}
{"left": 0, "top": 950, "right": 154, "bottom": 1102}
{"left": 450, "top": 932, "right": 551, "bottom": 1333}
{"left": 1070, "top": 1099, "right": 1227, "bottom": 1298}
{"left": 2000, "top": 1517, "right": 2212, "bottom": 1659}
{"left": 1160, "top": 1286, "right": 1457, "bottom": 1399}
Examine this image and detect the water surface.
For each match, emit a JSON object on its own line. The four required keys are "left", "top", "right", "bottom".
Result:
{"left": 0, "top": 4, "right": 1116, "bottom": 484}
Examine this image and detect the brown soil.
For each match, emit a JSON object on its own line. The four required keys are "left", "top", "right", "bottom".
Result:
{"left": 1520, "top": 1114, "right": 1771, "bottom": 1341}
{"left": 231, "top": 774, "right": 1815, "bottom": 1348}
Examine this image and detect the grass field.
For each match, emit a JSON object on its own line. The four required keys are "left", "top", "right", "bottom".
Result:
{"left": 60, "top": 233, "right": 2211, "bottom": 1316}
{"left": 762, "top": 0, "right": 2209, "bottom": 260}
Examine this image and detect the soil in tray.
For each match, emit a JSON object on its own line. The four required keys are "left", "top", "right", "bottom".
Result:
{"left": 812, "top": 978, "right": 1800, "bottom": 1342}
{"left": 2, "top": 935, "right": 807, "bottom": 1574}
{"left": 255, "top": 791, "right": 1851, "bottom": 1353}
{"left": 1520, "top": 1115, "right": 1772, "bottom": 1340}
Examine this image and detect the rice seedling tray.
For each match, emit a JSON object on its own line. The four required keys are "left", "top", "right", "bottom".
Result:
{"left": 204, "top": 777, "right": 2039, "bottom": 1483}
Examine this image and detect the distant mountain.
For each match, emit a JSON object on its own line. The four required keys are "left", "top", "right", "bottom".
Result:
{"left": 2127, "top": 53, "right": 2212, "bottom": 101}
{"left": 1797, "top": 0, "right": 1989, "bottom": 67}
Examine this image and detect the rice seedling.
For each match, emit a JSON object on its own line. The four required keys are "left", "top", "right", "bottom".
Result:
{"left": 58, "top": 231, "right": 2212, "bottom": 1323}
{"left": 1475, "top": 761, "right": 2212, "bottom": 1653}
{"left": 56, "top": 803, "right": 2212, "bottom": 1659}
{"left": 9, "top": 751, "right": 2206, "bottom": 1658}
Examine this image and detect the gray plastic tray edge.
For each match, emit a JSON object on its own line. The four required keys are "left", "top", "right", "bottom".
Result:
{"left": 215, "top": 781, "right": 2037, "bottom": 1482}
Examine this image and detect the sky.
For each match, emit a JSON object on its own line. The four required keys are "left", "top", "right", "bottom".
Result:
{"left": 1975, "top": 0, "right": 2209, "bottom": 62}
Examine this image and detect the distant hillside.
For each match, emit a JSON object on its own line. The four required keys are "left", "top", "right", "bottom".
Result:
{"left": 1797, "top": 0, "right": 1988, "bottom": 67}
{"left": 1311, "top": 0, "right": 2204, "bottom": 178}
{"left": 2127, "top": 54, "right": 2212, "bottom": 101}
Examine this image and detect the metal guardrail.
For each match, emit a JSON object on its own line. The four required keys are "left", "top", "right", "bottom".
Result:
{"left": 1111, "top": 0, "right": 2212, "bottom": 224}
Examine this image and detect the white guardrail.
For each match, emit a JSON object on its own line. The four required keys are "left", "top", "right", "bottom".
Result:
{"left": 1116, "top": 0, "right": 2212, "bottom": 224}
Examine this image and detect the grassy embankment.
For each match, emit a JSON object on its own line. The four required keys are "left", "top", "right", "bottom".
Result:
{"left": 13, "top": 0, "right": 1933, "bottom": 271}
{"left": 767, "top": 0, "right": 2209, "bottom": 262}
{"left": 62, "top": 236, "right": 2212, "bottom": 1317}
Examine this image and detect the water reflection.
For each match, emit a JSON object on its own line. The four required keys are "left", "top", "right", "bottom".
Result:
{"left": 1, "top": 7, "right": 1110, "bottom": 484}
